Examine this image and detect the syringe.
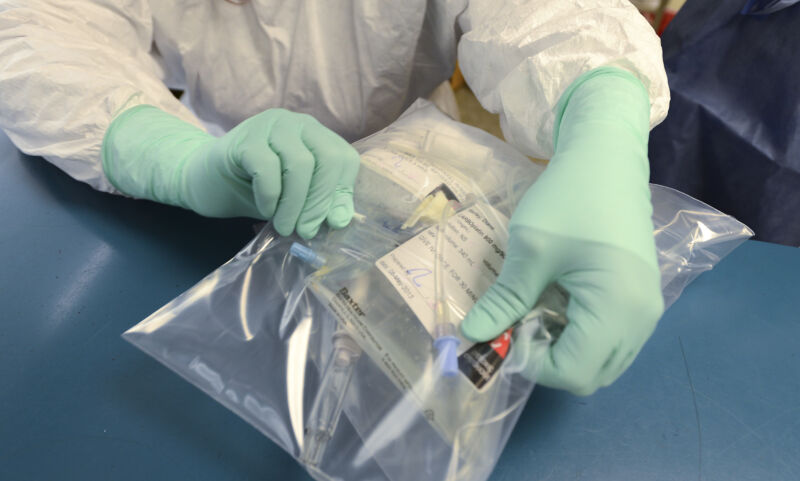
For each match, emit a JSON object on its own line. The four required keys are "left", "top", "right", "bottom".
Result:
{"left": 289, "top": 242, "right": 363, "bottom": 467}
{"left": 300, "top": 329, "right": 361, "bottom": 467}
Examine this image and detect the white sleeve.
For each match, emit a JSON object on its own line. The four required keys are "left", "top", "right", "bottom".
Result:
{"left": 457, "top": 0, "right": 670, "bottom": 159}
{"left": 0, "top": 0, "right": 203, "bottom": 193}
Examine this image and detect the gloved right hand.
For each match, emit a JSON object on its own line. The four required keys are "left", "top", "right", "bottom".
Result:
{"left": 461, "top": 68, "right": 664, "bottom": 396}
{"left": 102, "top": 106, "right": 360, "bottom": 239}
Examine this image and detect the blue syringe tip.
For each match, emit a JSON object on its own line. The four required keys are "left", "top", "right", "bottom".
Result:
{"left": 433, "top": 336, "right": 461, "bottom": 378}
{"left": 290, "top": 242, "right": 325, "bottom": 269}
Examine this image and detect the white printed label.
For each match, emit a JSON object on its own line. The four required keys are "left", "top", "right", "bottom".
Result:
{"left": 375, "top": 204, "right": 509, "bottom": 354}
{"left": 360, "top": 148, "right": 472, "bottom": 201}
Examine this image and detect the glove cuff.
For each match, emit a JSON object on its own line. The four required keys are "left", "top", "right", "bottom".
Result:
{"left": 519, "top": 66, "right": 658, "bottom": 270}
{"left": 553, "top": 66, "right": 651, "bottom": 162}
{"left": 101, "top": 104, "right": 212, "bottom": 208}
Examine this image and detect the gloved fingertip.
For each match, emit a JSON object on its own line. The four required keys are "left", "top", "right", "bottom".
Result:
{"left": 535, "top": 356, "right": 599, "bottom": 397}
{"left": 460, "top": 311, "right": 501, "bottom": 343}
{"left": 272, "top": 220, "right": 295, "bottom": 238}
{"left": 461, "top": 281, "right": 530, "bottom": 342}
{"left": 534, "top": 384, "right": 597, "bottom": 397}
{"left": 327, "top": 204, "right": 353, "bottom": 229}
{"left": 530, "top": 356, "right": 557, "bottom": 387}
{"left": 570, "top": 384, "right": 599, "bottom": 397}
{"left": 296, "top": 221, "right": 322, "bottom": 240}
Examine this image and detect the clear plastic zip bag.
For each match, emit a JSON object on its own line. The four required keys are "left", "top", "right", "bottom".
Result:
{"left": 124, "top": 100, "right": 753, "bottom": 481}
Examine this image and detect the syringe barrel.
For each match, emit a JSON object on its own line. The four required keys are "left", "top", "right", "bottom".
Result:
{"left": 301, "top": 332, "right": 361, "bottom": 467}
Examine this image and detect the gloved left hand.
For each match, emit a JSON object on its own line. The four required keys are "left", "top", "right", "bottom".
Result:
{"left": 461, "top": 68, "right": 664, "bottom": 396}
{"left": 102, "top": 106, "right": 360, "bottom": 239}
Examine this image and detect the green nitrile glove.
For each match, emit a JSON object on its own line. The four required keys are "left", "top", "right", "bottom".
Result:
{"left": 102, "top": 106, "right": 360, "bottom": 239}
{"left": 461, "top": 67, "right": 664, "bottom": 396}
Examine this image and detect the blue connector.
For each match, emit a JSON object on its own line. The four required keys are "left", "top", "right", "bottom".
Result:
{"left": 290, "top": 242, "right": 326, "bottom": 269}
{"left": 433, "top": 335, "right": 461, "bottom": 377}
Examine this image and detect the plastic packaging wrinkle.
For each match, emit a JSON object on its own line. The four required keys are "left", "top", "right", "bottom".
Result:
{"left": 123, "top": 99, "right": 753, "bottom": 481}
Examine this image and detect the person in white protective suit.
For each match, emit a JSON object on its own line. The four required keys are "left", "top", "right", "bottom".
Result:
{"left": 0, "top": 0, "right": 670, "bottom": 396}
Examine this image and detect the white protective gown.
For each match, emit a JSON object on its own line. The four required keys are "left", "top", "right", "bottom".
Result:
{"left": 0, "top": 0, "right": 669, "bottom": 193}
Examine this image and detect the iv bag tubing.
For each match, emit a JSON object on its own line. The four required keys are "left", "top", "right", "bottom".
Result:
{"left": 433, "top": 201, "right": 460, "bottom": 377}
